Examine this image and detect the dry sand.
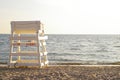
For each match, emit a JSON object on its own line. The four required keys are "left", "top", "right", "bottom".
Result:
{"left": 0, "top": 65, "right": 120, "bottom": 80}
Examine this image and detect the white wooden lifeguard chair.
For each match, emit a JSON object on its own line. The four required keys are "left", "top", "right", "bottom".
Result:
{"left": 8, "top": 21, "right": 48, "bottom": 68}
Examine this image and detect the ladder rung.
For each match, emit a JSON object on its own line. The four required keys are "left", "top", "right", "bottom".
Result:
{"left": 12, "top": 42, "right": 46, "bottom": 46}
{"left": 45, "top": 61, "right": 49, "bottom": 64}
{"left": 12, "top": 42, "right": 37, "bottom": 46}
{"left": 40, "top": 42, "right": 46, "bottom": 46}
{"left": 40, "top": 52, "right": 48, "bottom": 56}
{"left": 11, "top": 53, "right": 39, "bottom": 56}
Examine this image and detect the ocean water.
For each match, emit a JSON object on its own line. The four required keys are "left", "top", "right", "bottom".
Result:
{"left": 0, "top": 34, "right": 120, "bottom": 64}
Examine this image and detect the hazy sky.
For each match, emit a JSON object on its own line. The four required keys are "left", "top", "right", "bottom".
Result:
{"left": 0, "top": 0, "right": 120, "bottom": 34}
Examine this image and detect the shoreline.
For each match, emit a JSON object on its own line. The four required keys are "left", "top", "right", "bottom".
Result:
{"left": 1, "top": 63, "right": 120, "bottom": 68}
{"left": 1, "top": 61, "right": 120, "bottom": 66}
{"left": 0, "top": 62, "right": 120, "bottom": 80}
{"left": 0, "top": 65, "right": 120, "bottom": 80}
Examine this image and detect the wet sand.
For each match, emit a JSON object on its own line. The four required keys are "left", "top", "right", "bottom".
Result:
{"left": 0, "top": 65, "right": 120, "bottom": 80}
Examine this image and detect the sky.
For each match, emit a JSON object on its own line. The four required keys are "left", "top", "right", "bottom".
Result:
{"left": 0, "top": 0, "right": 120, "bottom": 34}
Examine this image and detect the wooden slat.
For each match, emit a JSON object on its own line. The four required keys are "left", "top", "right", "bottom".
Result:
{"left": 17, "top": 60, "right": 45, "bottom": 67}
{"left": 11, "top": 35, "right": 37, "bottom": 40}
{"left": 16, "top": 60, "right": 46, "bottom": 63}
{"left": 12, "top": 42, "right": 37, "bottom": 46}
{"left": 9, "top": 59, "right": 47, "bottom": 67}
{"left": 11, "top": 21, "right": 41, "bottom": 34}
{"left": 12, "top": 42, "right": 46, "bottom": 46}
{"left": 14, "top": 30, "right": 37, "bottom": 34}
{"left": 11, "top": 51, "right": 47, "bottom": 56}
{"left": 17, "top": 63, "right": 44, "bottom": 67}
{"left": 12, "top": 51, "right": 37, "bottom": 53}
{"left": 10, "top": 61, "right": 17, "bottom": 63}
{"left": 17, "top": 60, "right": 39, "bottom": 63}
{"left": 11, "top": 53, "right": 39, "bottom": 56}
{"left": 9, "top": 60, "right": 45, "bottom": 67}
{"left": 10, "top": 63, "right": 39, "bottom": 66}
{"left": 11, "top": 21, "right": 40, "bottom": 25}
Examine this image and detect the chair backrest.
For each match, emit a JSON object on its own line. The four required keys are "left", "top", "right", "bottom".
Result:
{"left": 11, "top": 21, "right": 41, "bottom": 34}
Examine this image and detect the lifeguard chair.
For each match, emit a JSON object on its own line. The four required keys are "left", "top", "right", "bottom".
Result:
{"left": 8, "top": 21, "right": 48, "bottom": 68}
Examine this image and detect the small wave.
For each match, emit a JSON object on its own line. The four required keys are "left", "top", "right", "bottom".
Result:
{"left": 0, "top": 40, "right": 4, "bottom": 44}
{"left": 95, "top": 49, "right": 109, "bottom": 52}
{"left": 114, "top": 45, "right": 120, "bottom": 47}
{"left": 70, "top": 48, "right": 81, "bottom": 50}
{"left": 48, "top": 53, "right": 83, "bottom": 56}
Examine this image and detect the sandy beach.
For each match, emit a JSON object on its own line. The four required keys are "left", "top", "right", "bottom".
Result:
{"left": 0, "top": 65, "right": 120, "bottom": 80}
